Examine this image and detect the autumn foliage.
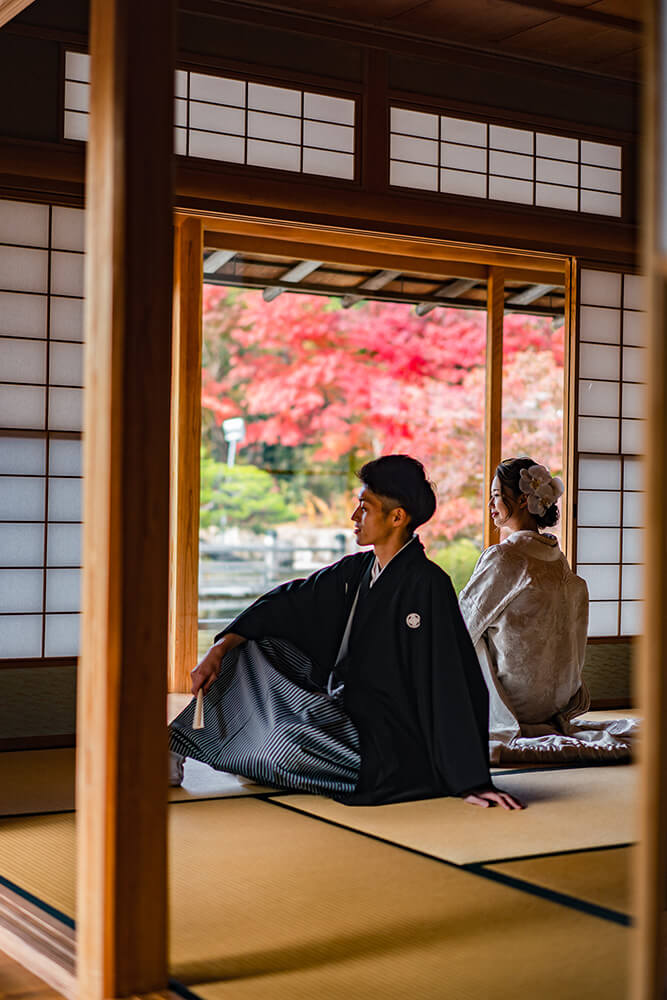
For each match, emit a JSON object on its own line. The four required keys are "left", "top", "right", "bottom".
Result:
{"left": 201, "top": 285, "right": 563, "bottom": 545}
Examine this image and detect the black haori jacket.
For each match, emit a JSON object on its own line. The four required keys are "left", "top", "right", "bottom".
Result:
{"left": 216, "top": 538, "right": 491, "bottom": 805}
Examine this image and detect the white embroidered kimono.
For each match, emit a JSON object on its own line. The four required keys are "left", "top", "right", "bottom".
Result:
{"left": 459, "top": 530, "right": 636, "bottom": 764}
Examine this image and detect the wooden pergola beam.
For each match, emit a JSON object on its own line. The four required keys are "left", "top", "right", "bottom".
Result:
{"left": 484, "top": 267, "right": 504, "bottom": 548}
{"left": 169, "top": 217, "right": 203, "bottom": 693}
{"left": 77, "top": 0, "right": 174, "bottom": 996}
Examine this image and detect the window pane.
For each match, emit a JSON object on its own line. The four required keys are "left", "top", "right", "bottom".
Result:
{"left": 0, "top": 291, "right": 47, "bottom": 338}
{"left": 391, "top": 107, "right": 438, "bottom": 139}
{"left": 620, "top": 601, "right": 642, "bottom": 635}
{"left": 0, "top": 568, "right": 43, "bottom": 612}
{"left": 49, "top": 387, "right": 83, "bottom": 432}
{"left": 0, "top": 200, "right": 49, "bottom": 247}
{"left": 622, "top": 527, "right": 643, "bottom": 563}
{"left": 578, "top": 490, "right": 621, "bottom": 527}
{"left": 0, "top": 338, "right": 47, "bottom": 384}
{"left": 0, "top": 477, "right": 45, "bottom": 520}
{"left": 0, "top": 436, "right": 45, "bottom": 475}
{"left": 48, "top": 478, "right": 82, "bottom": 521}
{"left": 577, "top": 416, "right": 618, "bottom": 453}
{"left": 45, "top": 568, "right": 80, "bottom": 612}
{"left": 578, "top": 456, "right": 621, "bottom": 490}
{"left": 577, "top": 527, "right": 620, "bottom": 563}
{"left": 47, "top": 523, "right": 82, "bottom": 566}
{"left": 0, "top": 523, "right": 44, "bottom": 567}
{"left": 578, "top": 563, "right": 619, "bottom": 600}
{"left": 588, "top": 601, "right": 619, "bottom": 637}
{"left": 49, "top": 438, "right": 82, "bottom": 476}
{"left": 390, "top": 161, "right": 438, "bottom": 191}
{"left": 391, "top": 134, "right": 438, "bottom": 165}
{"left": 0, "top": 386, "right": 45, "bottom": 429}
{"left": 0, "top": 614, "right": 42, "bottom": 657}
{"left": 304, "top": 92, "right": 355, "bottom": 126}
{"left": 579, "top": 343, "right": 620, "bottom": 380}
{"left": 578, "top": 379, "right": 619, "bottom": 417}
{"left": 579, "top": 306, "right": 621, "bottom": 344}
{"left": 51, "top": 297, "right": 84, "bottom": 342}
{"left": 0, "top": 246, "right": 48, "bottom": 293}
{"left": 45, "top": 613, "right": 80, "bottom": 656}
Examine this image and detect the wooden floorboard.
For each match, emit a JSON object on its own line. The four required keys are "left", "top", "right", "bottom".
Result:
{"left": 0, "top": 948, "right": 65, "bottom": 999}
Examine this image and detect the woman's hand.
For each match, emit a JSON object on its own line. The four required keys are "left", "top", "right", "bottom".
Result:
{"left": 463, "top": 786, "right": 524, "bottom": 810}
{"left": 190, "top": 633, "right": 245, "bottom": 696}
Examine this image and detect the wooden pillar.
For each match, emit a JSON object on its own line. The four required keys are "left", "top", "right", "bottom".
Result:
{"left": 562, "top": 257, "right": 578, "bottom": 568}
{"left": 76, "top": 0, "right": 174, "bottom": 997}
{"left": 633, "top": 0, "right": 667, "bottom": 992}
{"left": 484, "top": 267, "right": 504, "bottom": 548}
{"left": 169, "top": 217, "right": 203, "bottom": 693}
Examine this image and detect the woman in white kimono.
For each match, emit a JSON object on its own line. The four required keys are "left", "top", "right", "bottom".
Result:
{"left": 459, "top": 457, "right": 635, "bottom": 764}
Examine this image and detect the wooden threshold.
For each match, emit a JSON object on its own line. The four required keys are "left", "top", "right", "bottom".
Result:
{"left": 0, "top": 882, "right": 75, "bottom": 1000}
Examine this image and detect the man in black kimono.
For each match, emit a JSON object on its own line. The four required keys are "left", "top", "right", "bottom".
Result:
{"left": 169, "top": 455, "right": 521, "bottom": 810}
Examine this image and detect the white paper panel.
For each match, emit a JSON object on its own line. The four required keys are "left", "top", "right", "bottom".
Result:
{"left": 189, "top": 73, "right": 245, "bottom": 107}
{"left": 304, "top": 120, "right": 354, "bottom": 153}
{"left": 622, "top": 310, "right": 645, "bottom": 347}
{"left": 65, "top": 51, "right": 90, "bottom": 83}
{"left": 535, "top": 184, "right": 578, "bottom": 211}
{"left": 189, "top": 130, "right": 245, "bottom": 163}
{"left": 0, "top": 385, "right": 45, "bottom": 429}
{"left": 578, "top": 563, "right": 619, "bottom": 601}
{"left": 577, "top": 527, "right": 620, "bottom": 563}
{"left": 579, "top": 342, "right": 620, "bottom": 380}
{"left": 174, "top": 69, "right": 188, "bottom": 98}
{"left": 64, "top": 111, "right": 88, "bottom": 142}
{"left": 580, "top": 269, "right": 622, "bottom": 308}
{"left": 577, "top": 416, "right": 618, "bottom": 453}
{"left": 45, "top": 568, "right": 80, "bottom": 612}
{"left": 578, "top": 379, "right": 619, "bottom": 417}
{"left": 248, "top": 110, "right": 301, "bottom": 145}
{"left": 174, "top": 98, "right": 187, "bottom": 127}
{"left": 439, "top": 169, "right": 486, "bottom": 198}
{"left": 536, "top": 133, "right": 578, "bottom": 161}
{"left": 623, "top": 346, "right": 645, "bottom": 382}
{"left": 174, "top": 128, "right": 187, "bottom": 156}
{"left": 622, "top": 383, "right": 645, "bottom": 419}
{"left": 580, "top": 190, "right": 622, "bottom": 217}
{"left": 48, "top": 388, "right": 83, "bottom": 432}
{"left": 579, "top": 305, "right": 621, "bottom": 344}
{"left": 621, "top": 563, "right": 642, "bottom": 600}
{"left": 0, "top": 436, "right": 45, "bottom": 475}
{"left": 302, "top": 148, "right": 354, "bottom": 180}
{"left": 0, "top": 477, "right": 45, "bottom": 520}
{"left": 538, "top": 157, "right": 578, "bottom": 186}
{"left": 577, "top": 489, "right": 621, "bottom": 526}
{"left": 247, "top": 139, "right": 300, "bottom": 172}
{"left": 390, "top": 160, "right": 438, "bottom": 191}
{"left": 488, "top": 175, "right": 533, "bottom": 204}
{"left": 50, "top": 297, "right": 84, "bottom": 342}
{"left": 64, "top": 80, "right": 89, "bottom": 113}
{"left": 248, "top": 83, "right": 300, "bottom": 116}
{"left": 0, "top": 338, "right": 46, "bottom": 384}
{"left": 622, "top": 527, "right": 643, "bottom": 563}
{"left": 47, "top": 523, "right": 81, "bottom": 566}
{"left": 51, "top": 207, "right": 85, "bottom": 252}
{"left": 51, "top": 252, "right": 85, "bottom": 298}
{"left": 0, "top": 200, "right": 49, "bottom": 248}
{"left": 49, "top": 438, "right": 82, "bottom": 477}
{"left": 189, "top": 101, "right": 245, "bottom": 135}
{"left": 578, "top": 455, "right": 621, "bottom": 490}
{"left": 442, "top": 142, "right": 486, "bottom": 172}
{"left": 391, "top": 108, "right": 438, "bottom": 139}
{"left": 0, "top": 291, "right": 47, "bottom": 338}
{"left": 621, "top": 418, "right": 644, "bottom": 455}
{"left": 48, "top": 478, "right": 81, "bottom": 521}
{"left": 304, "top": 92, "right": 354, "bottom": 126}
{"left": 0, "top": 568, "right": 43, "bottom": 612}
{"left": 581, "top": 164, "right": 622, "bottom": 194}
{"left": 588, "top": 601, "right": 619, "bottom": 637}
{"left": 490, "top": 150, "right": 533, "bottom": 180}
{"left": 489, "top": 125, "right": 533, "bottom": 154}
{"left": 391, "top": 134, "right": 438, "bottom": 165}
{"left": 623, "top": 490, "right": 644, "bottom": 527}
{"left": 623, "top": 274, "right": 645, "bottom": 311}
{"left": 45, "top": 613, "right": 80, "bottom": 656}
{"left": 0, "top": 614, "right": 42, "bottom": 657}
{"left": 623, "top": 456, "right": 643, "bottom": 491}
{"left": 49, "top": 343, "right": 84, "bottom": 387}
{"left": 0, "top": 246, "right": 48, "bottom": 293}
{"left": 0, "top": 523, "right": 44, "bottom": 567}
{"left": 620, "top": 601, "right": 642, "bottom": 636}
{"left": 581, "top": 140, "right": 621, "bottom": 169}
{"left": 440, "top": 116, "right": 486, "bottom": 146}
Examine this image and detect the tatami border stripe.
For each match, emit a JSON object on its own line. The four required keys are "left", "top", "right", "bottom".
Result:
{"left": 494, "top": 760, "right": 633, "bottom": 777}
{"left": 463, "top": 863, "right": 632, "bottom": 926}
{"left": 475, "top": 841, "right": 635, "bottom": 866}
{"left": 265, "top": 799, "right": 632, "bottom": 926}
{"left": 169, "top": 977, "right": 205, "bottom": 1000}
{"left": 0, "top": 789, "right": 288, "bottom": 820}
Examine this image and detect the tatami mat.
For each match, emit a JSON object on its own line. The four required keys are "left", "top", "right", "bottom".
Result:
{"left": 0, "top": 749, "right": 271, "bottom": 817}
{"left": 278, "top": 765, "right": 637, "bottom": 864}
{"left": 485, "top": 846, "right": 634, "bottom": 916}
{"left": 0, "top": 798, "right": 630, "bottom": 1000}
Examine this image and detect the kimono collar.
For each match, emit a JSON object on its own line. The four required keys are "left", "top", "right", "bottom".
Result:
{"left": 504, "top": 530, "right": 561, "bottom": 561}
{"left": 371, "top": 535, "right": 417, "bottom": 586}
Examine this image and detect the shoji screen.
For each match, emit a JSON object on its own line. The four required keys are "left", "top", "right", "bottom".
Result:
{"left": 575, "top": 267, "right": 645, "bottom": 637}
{"left": 0, "top": 199, "right": 84, "bottom": 660}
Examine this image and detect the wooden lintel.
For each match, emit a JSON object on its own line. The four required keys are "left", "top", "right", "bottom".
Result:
{"left": 0, "top": 0, "right": 36, "bottom": 29}
{"left": 169, "top": 217, "right": 204, "bottom": 693}
{"left": 77, "top": 0, "right": 174, "bottom": 997}
{"left": 484, "top": 267, "right": 504, "bottom": 548}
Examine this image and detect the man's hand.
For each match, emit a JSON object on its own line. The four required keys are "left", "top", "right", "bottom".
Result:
{"left": 190, "top": 633, "right": 245, "bottom": 696}
{"left": 463, "top": 787, "right": 524, "bottom": 810}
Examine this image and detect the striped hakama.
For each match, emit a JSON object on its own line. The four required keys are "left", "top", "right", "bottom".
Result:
{"left": 168, "top": 638, "right": 361, "bottom": 797}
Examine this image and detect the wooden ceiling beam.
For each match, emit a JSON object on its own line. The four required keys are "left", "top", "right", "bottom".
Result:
{"left": 499, "top": 0, "right": 641, "bottom": 33}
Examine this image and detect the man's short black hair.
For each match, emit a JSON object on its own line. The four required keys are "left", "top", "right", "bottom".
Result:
{"left": 357, "top": 455, "right": 437, "bottom": 530}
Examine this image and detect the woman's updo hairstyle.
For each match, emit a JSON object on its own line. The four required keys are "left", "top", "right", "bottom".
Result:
{"left": 357, "top": 454, "right": 437, "bottom": 530}
{"left": 496, "top": 456, "right": 560, "bottom": 529}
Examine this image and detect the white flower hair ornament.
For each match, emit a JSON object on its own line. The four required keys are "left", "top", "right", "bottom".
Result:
{"left": 518, "top": 464, "right": 564, "bottom": 517}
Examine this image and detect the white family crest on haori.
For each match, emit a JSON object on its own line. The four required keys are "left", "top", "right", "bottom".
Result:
{"left": 518, "top": 464, "right": 564, "bottom": 517}
{"left": 406, "top": 613, "right": 421, "bottom": 629}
